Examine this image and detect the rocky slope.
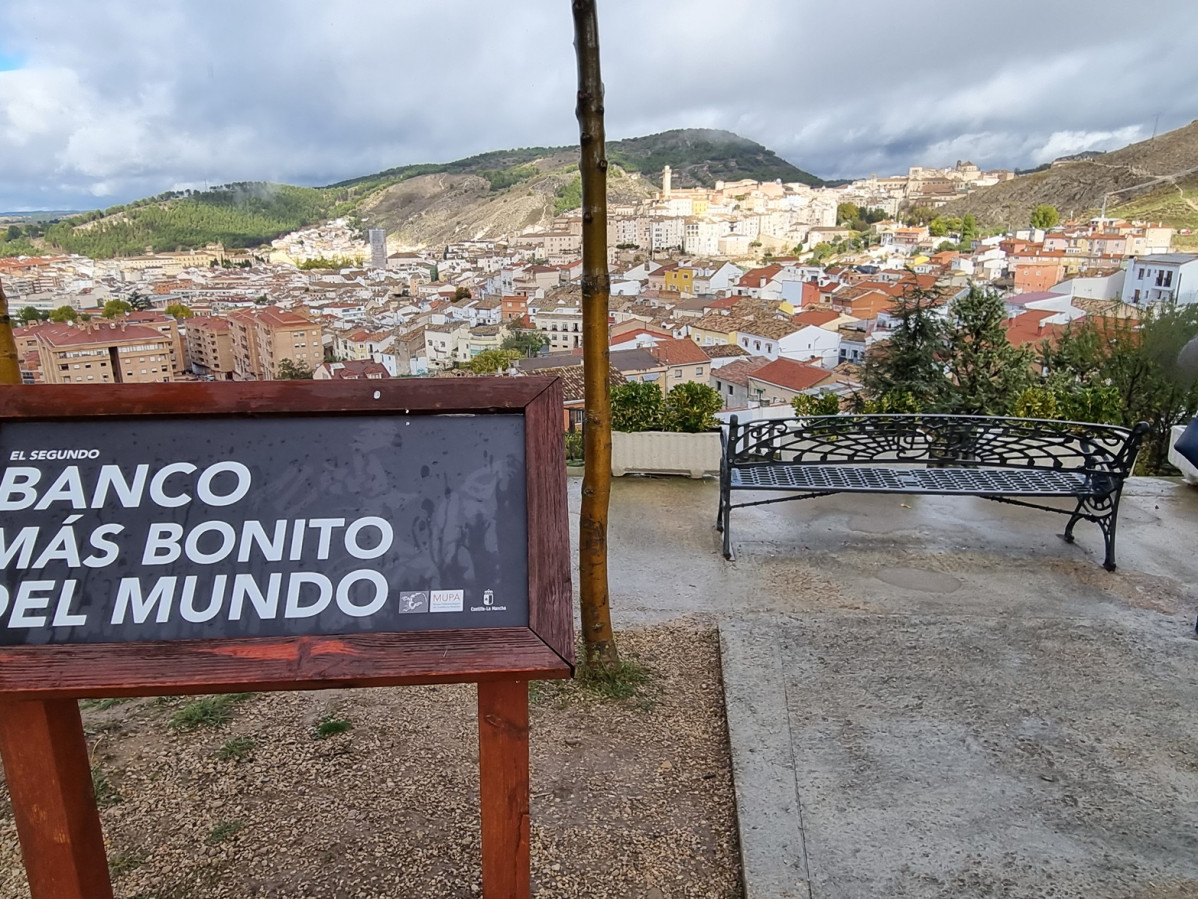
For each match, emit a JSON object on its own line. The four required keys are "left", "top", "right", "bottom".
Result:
{"left": 940, "top": 119, "right": 1198, "bottom": 228}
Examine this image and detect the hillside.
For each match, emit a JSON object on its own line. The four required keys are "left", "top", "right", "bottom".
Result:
{"left": 331, "top": 128, "right": 821, "bottom": 195}
{"left": 356, "top": 167, "right": 653, "bottom": 247}
{"left": 604, "top": 129, "right": 821, "bottom": 188}
{"left": 5, "top": 129, "right": 816, "bottom": 259}
{"left": 5, "top": 184, "right": 334, "bottom": 259}
{"left": 940, "top": 119, "right": 1198, "bottom": 229}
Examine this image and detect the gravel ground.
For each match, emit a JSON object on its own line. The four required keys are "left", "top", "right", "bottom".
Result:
{"left": 0, "top": 624, "right": 741, "bottom": 899}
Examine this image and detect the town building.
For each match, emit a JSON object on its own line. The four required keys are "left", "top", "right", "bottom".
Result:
{"left": 34, "top": 321, "right": 178, "bottom": 385}
{"left": 185, "top": 316, "right": 236, "bottom": 379}
{"left": 1121, "top": 254, "right": 1198, "bottom": 306}
{"left": 227, "top": 306, "right": 322, "bottom": 380}
{"left": 368, "top": 229, "right": 387, "bottom": 269}
{"left": 313, "top": 360, "right": 390, "bottom": 380}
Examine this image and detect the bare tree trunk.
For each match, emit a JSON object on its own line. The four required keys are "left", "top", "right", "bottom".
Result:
{"left": 0, "top": 280, "right": 21, "bottom": 386}
{"left": 572, "top": 0, "right": 619, "bottom": 670}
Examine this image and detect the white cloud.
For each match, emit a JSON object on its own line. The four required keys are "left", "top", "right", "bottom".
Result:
{"left": 1, "top": 0, "right": 1197, "bottom": 209}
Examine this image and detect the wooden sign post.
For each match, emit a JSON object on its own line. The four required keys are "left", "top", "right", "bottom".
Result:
{"left": 0, "top": 378, "right": 574, "bottom": 899}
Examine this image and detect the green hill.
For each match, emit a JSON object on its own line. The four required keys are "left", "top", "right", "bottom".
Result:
{"left": 27, "top": 184, "right": 333, "bottom": 259}
{"left": 4, "top": 129, "right": 823, "bottom": 259}
{"left": 328, "top": 128, "right": 822, "bottom": 195}
{"left": 605, "top": 129, "right": 821, "bottom": 188}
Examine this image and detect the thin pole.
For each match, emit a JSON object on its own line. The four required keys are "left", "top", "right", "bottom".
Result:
{"left": 0, "top": 279, "right": 21, "bottom": 386}
{"left": 572, "top": 0, "right": 619, "bottom": 668}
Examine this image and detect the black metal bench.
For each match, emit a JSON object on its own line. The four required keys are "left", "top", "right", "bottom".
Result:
{"left": 717, "top": 414, "right": 1150, "bottom": 570}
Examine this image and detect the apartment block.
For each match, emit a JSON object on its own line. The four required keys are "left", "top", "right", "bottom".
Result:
{"left": 34, "top": 321, "right": 177, "bottom": 385}
{"left": 185, "top": 316, "right": 236, "bottom": 379}
{"left": 127, "top": 312, "right": 187, "bottom": 376}
{"left": 227, "top": 306, "right": 322, "bottom": 380}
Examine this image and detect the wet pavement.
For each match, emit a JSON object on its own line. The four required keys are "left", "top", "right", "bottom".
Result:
{"left": 570, "top": 475, "right": 1198, "bottom": 899}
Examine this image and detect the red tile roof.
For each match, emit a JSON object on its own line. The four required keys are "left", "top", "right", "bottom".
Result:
{"left": 737, "top": 264, "right": 783, "bottom": 288}
{"left": 749, "top": 357, "right": 834, "bottom": 393}
{"left": 793, "top": 308, "right": 841, "bottom": 327}
{"left": 649, "top": 338, "right": 709, "bottom": 366}
{"left": 1002, "top": 310, "right": 1065, "bottom": 348}
{"left": 33, "top": 321, "right": 170, "bottom": 348}
{"left": 319, "top": 360, "right": 390, "bottom": 379}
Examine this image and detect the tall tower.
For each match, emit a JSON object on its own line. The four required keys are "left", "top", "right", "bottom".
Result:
{"left": 662, "top": 165, "right": 672, "bottom": 199}
{"left": 368, "top": 228, "right": 387, "bottom": 269}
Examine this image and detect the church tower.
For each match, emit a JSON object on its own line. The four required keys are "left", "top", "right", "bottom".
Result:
{"left": 662, "top": 165, "right": 672, "bottom": 199}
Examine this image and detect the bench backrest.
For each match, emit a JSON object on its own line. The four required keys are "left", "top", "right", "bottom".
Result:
{"left": 726, "top": 414, "right": 1149, "bottom": 478}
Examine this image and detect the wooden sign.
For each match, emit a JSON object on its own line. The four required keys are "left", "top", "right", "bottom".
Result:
{"left": 0, "top": 378, "right": 574, "bottom": 899}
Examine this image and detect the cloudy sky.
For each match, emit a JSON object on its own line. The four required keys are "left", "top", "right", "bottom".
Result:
{"left": 2, "top": 0, "right": 1196, "bottom": 211}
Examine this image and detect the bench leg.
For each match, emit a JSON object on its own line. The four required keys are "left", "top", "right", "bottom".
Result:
{"left": 1062, "top": 500, "right": 1084, "bottom": 544}
{"left": 718, "top": 491, "right": 735, "bottom": 561}
{"left": 1062, "top": 494, "right": 1120, "bottom": 571}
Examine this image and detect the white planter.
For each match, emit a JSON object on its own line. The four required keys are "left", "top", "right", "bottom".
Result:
{"left": 611, "top": 430, "right": 722, "bottom": 479}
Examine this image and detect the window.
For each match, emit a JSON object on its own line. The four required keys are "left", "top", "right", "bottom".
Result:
{"left": 696, "top": 367, "right": 704, "bottom": 376}
{"left": 673, "top": 368, "right": 682, "bottom": 377}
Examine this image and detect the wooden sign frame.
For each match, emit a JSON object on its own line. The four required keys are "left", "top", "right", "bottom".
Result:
{"left": 0, "top": 377, "right": 575, "bottom": 899}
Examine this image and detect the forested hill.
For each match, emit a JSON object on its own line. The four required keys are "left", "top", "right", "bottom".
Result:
{"left": 331, "top": 128, "right": 821, "bottom": 194}
{"left": 2, "top": 129, "right": 822, "bottom": 259}
{"left": 35, "top": 184, "right": 332, "bottom": 258}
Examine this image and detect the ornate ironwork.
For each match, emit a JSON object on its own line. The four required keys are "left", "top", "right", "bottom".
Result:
{"left": 718, "top": 414, "right": 1150, "bottom": 570}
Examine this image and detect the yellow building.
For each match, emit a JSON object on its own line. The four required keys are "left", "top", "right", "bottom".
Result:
{"left": 687, "top": 312, "right": 742, "bottom": 348}
{"left": 664, "top": 267, "right": 696, "bottom": 296}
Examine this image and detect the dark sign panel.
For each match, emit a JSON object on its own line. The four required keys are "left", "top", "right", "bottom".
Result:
{"left": 0, "top": 414, "right": 529, "bottom": 645}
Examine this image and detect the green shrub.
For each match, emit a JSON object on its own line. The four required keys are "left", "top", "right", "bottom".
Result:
{"left": 564, "top": 431, "right": 584, "bottom": 463}
{"left": 1012, "top": 386, "right": 1059, "bottom": 419}
{"left": 663, "top": 382, "right": 723, "bottom": 432}
{"left": 791, "top": 392, "right": 841, "bottom": 417}
{"left": 611, "top": 381, "right": 665, "bottom": 432}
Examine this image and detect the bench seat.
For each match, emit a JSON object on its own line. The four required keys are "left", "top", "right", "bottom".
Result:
{"left": 729, "top": 464, "right": 1109, "bottom": 496}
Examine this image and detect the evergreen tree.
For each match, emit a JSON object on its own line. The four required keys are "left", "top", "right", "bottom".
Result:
{"left": 1038, "top": 304, "right": 1198, "bottom": 472}
{"left": 860, "top": 282, "right": 950, "bottom": 411}
{"left": 941, "top": 286, "right": 1033, "bottom": 414}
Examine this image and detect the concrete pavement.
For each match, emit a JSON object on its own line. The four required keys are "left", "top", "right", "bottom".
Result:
{"left": 576, "top": 476, "right": 1198, "bottom": 899}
